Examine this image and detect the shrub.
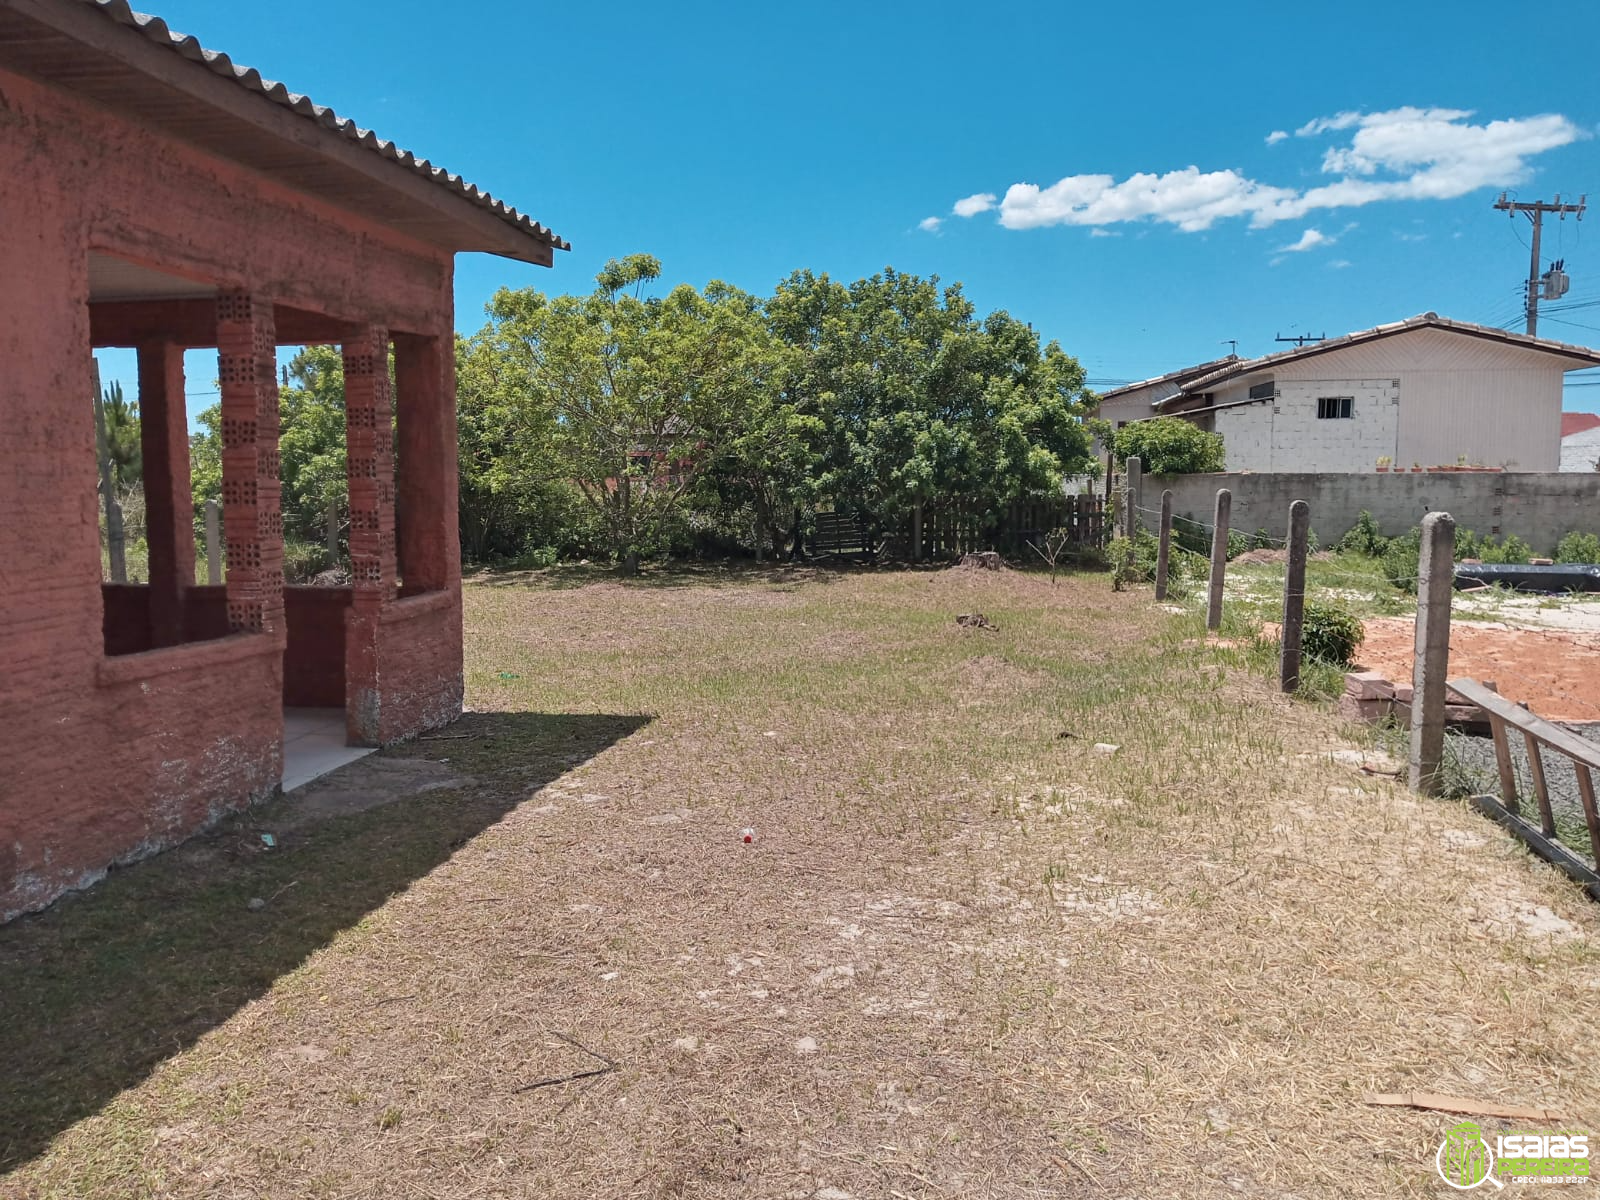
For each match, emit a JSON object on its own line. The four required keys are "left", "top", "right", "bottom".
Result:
{"left": 1113, "top": 417, "right": 1226, "bottom": 475}
{"left": 283, "top": 538, "right": 333, "bottom": 584}
{"left": 1555, "top": 531, "right": 1600, "bottom": 564}
{"left": 1454, "top": 528, "right": 1483, "bottom": 561}
{"left": 1336, "top": 510, "right": 1389, "bottom": 557}
{"left": 1478, "top": 534, "right": 1531, "bottom": 565}
{"left": 1301, "top": 601, "right": 1364, "bottom": 668}
{"left": 1381, "top": 526, "right": 1422, "bottom": 592}
{"left": 1108, "top": 527, "right": 1161, "bottom": 590}
{"left": 510, "top": 545, "right": 559, "bottom": 569}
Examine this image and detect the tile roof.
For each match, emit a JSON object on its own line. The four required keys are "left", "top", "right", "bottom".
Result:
{"left": 1165, "top": 313, "right": 1600, "bottom": 401}
{"left": 1563, "top": 412, "right": 1600, "bottom": 438}
{"left": 1094, "top": 354, "right": 1239, "bottom": 402}
{"left": 77, "top": 0, "right": 567, "bottom": 255}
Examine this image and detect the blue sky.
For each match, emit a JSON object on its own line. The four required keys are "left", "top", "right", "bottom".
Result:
{"left": 102, "top": 0, "right": 1600, "bottom": 420}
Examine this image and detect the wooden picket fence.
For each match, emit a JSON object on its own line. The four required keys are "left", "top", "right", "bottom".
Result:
{"left": 807, "top": 496, "right": 1106, "bottom": 562}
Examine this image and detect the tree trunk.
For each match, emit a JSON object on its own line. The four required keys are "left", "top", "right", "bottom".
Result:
{"left": 92, "top": 360, "right": 127, "bottom": 583}
{"left": 621, "top": 550, "right": 640, "bottom": 576}
{"left": 752, "top": 491, "right": 772, "bottom": 564}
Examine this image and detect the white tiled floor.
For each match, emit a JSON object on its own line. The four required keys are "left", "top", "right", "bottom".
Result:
{"left": 282, "top": 707, "right": 374, "bottom": 792}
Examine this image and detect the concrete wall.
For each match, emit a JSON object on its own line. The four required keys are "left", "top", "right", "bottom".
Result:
{"left": 1562, "top": 427, "right": 1600, "bottom": 473}
{"left": 1145, "top": 471, "right": 1600, "bottom": 554}
{"left": 0, "top": 66, "right": 465, "bottom": 920}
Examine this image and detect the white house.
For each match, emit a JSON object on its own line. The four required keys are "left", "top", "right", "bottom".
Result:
{"left": 1095, "top": 354, "right": 1239, "bottom": 431}
{"left": 1562, "top": 412, "right": 1600, "bottom": 472}
{"left": 1107, "top": 314, "right": 1600, "bottom": 473}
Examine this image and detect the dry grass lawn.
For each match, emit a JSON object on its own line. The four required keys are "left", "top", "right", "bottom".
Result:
{"left": 3, "top": 563, "right": 1598, "bottom": 1198}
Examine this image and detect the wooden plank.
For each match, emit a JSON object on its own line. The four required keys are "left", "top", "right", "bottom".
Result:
{"left": 1523, "top": 729, "right": 1557, "bottom": 837}
{"left": 1487, "top": 713, "right": 1521, "bottom": 816}
{"left": 1468, "top": 795, "right": 1600, "bottom": 889}
{"left": 1449, "top": 679, "right": 1600, "bottom": 772}
{"left": 1364, "top": 1092, "right": 1567, "bottom": 1122}
{"left": 1575, "top": 762, "right": 1600, "bottom": 867}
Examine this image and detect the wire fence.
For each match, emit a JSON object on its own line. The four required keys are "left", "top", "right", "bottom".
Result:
{"left": 1132, "top": 502, "right": 1422, "bottom": 590}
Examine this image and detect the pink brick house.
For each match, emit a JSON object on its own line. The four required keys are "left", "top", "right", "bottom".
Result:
{"left": 0, "top": 0, "right": 566, "bottom": 919}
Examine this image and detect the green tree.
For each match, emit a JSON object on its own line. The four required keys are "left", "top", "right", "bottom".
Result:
{"left": 190, "top": 346, "right": 351, "bottom": 552}
{"left": 275, "top": 346, "right": 349, "bottom": 544}
{"left": 456, "top": 330, "right": 595, "bottom": 560}
{"left": 477, "top": 254, "right": 784, "bottom": 573}
{"left": 93, "top": 377, "right": 140, "bottom": 581}
{"left": 1113, "top": 416, "right": 1225, "bottom": 475}
{"left": 766, "top": 267, "right": 1094, "bottom": 540}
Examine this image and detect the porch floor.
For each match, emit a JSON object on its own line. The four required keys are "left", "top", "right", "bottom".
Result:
{"left": 282, "top": 707, "right": 373, "bottom": 792}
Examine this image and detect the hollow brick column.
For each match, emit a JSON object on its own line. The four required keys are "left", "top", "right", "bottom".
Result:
{"left": 343, "top": 326, "right": 395, "bottom": 746}
{"left": 215, "top": 291, "right": 282, "bottom": 637}
{"left": 342, "top": 326, "right": 396, "bottom": 610}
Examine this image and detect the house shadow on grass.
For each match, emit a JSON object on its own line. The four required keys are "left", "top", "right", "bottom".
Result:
{"left": 0, "top": 710, "right": 646, "bottom": 1173}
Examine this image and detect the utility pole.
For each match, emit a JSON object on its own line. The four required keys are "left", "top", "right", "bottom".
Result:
{"left": 1494, "top": 193, "right": 1585, "bottom": 336}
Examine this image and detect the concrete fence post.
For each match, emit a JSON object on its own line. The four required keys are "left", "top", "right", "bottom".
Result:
{"left": 1124, "top": 456, "right": 1143, "bottom": 539}
{"left": 1153, "top": 489, "right": 1174, "bottom": 601}
{"left": 911, "top": 501, "right": 923, "bottom": 564}
{"left": 326, "top": 497, "right": 340, "bottom": 564}
{"left": 1409, "top": 511, "right": 1456, "bottom": 794}
{"left": 1206, "top": 488, "right": 1232, "bottom": 631}
{"left": 204, "top": 497, "right": 222, "bottom": 586}
{"left": 1279, "top": 499, "right": 1311, "bottom": 692}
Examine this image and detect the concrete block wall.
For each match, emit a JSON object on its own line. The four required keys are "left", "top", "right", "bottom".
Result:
{"left": 1147, "top": 471, "right": 1600, "bottom": 555}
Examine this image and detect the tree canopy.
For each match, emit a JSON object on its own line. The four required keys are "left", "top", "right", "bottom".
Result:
{"left": 186, "top": 258, "right": 1105, "bottom": 571}
{"left": 768, "top": 268, "right": 1094, "bottom": 536}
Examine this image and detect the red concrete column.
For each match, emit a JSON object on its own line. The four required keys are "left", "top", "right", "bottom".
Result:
{"left": 343, "top": 326, "right": 396, "bottom": 745}
{"left": 136, "top": 341, "right": 194, "bottom": 646}
{"left": 393, "top": 331, "right": 459, "bottom": 593}
{"left": 215, "top": 291, "right": 283, "bottom": 637}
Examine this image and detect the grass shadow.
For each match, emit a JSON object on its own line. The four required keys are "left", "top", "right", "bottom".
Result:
{"left": 0, "top": 710, "right": 647, "bottom": 1172}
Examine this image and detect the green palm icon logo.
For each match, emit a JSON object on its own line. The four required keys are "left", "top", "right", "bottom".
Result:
{"left": 1438, "top": 1121, "right": 1494, "bottom": 1188}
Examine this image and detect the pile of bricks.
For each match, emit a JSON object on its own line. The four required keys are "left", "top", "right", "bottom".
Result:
{"left": 1340, "top": 671, "right": 1494, "bottom": 730}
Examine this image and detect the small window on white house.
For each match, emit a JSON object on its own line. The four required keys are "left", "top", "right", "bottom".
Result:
{"left": 1248, "top": 380, "right": 1276, "bottom": 401}
{"left": 1317, "top": 396, "right": 1354, "bottom": 420}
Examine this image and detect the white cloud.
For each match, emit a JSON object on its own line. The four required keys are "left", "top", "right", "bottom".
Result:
{"left": 1266, "top": 130, "right": 1289, "bottom": 145}
{"left": 1089, "top": 228, "right": 1120, "bottom": 238}
{"left": 1328, "top": 259, "right": 1353, "bottom": 269}
{"left": 918, "top": 216, "right": 943, "bottom": 233}
{"left": 952, "top": 192, "right": 997, "bottom": 218}
{"left": 957, "top": 106, "right": 1584, "bottom": 235}
{"left": 1280, "top": 228, "right": 1331, "bottom": 252}
{"left": 999, "top": 167, "right": 1298, "bottom": 233}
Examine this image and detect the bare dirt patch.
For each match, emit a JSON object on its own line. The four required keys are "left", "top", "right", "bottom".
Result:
{"left": 1357, "top": 615, "right": 1600, "bottom": 720}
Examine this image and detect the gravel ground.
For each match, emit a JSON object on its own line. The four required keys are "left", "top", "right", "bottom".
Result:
{"left": 1446, "top": 724, "right": 1600, "bottom": 863}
